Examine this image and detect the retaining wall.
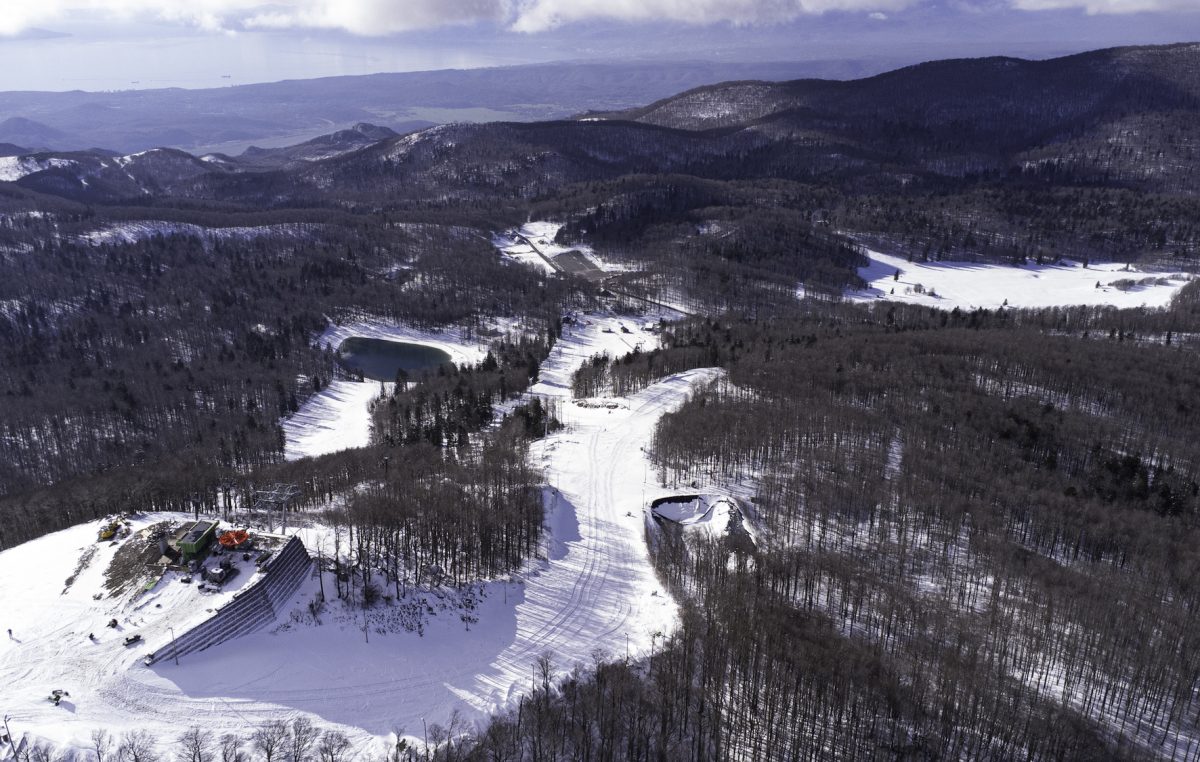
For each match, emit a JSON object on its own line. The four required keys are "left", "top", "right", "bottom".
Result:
{"left": 148, "top": 536, "right": 311, "bottom": 665}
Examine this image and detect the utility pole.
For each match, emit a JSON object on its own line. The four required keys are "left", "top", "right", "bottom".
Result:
{"left": 3, "top": 714, "right": 17, "bottom": 758}
{"left": 316, "top": 546, "right": 325, "bottom": 602}
{"left": 168, "top": 627, "right": 179, "bottom": 666}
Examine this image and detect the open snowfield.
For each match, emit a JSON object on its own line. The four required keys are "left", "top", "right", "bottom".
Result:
{"left": 0, "top": 156, "right": 75, "bottom": 182}
{"left": 848, "top": 249, "right": 1193, "bottom": 310}
{"left": 282, "top": 319, "right": 490, "bottom": 461}
{"left": 1, "top": 305, "right": 718, "bottom": 753}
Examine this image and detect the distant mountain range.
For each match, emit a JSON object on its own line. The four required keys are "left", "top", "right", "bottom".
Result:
{"left": 2, "top": 43, "right": 1198, "bottom": 206}
{"left": 0, "top": 60, "right": 889, "bottom": 156}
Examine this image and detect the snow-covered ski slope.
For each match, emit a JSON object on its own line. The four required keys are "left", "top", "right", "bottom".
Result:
{"left": 2, "top": 312, "right": 717, "bottom": 752}
{"left": 848, "top": 249, "right": 1193, "bottom": 310}
{"left": 282, "top": 380, "right": 382, "bottom": 460}
{"left": 0, "top": 516, "right": 304, "bottom": 751}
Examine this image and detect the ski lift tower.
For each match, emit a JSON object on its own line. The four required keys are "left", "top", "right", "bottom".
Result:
{"left": 252, "top": 483, "right": 300, "bottom": 534}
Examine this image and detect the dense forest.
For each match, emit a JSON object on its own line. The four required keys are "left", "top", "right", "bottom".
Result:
{"left": 0, "top": 198, "right": 574, "bottom": 550}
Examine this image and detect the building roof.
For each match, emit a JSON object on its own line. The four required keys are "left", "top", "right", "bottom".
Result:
{"left": 181, "top": 520, "right": 217, "bottom": 546}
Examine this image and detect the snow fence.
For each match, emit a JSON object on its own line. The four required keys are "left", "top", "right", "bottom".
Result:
{"left": 147, "top": 536, "right": 311, "bottom": 665}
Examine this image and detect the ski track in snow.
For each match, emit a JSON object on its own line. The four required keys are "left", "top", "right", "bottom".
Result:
{"left": 1, "top": 312, "right": 717, "bottom": 753}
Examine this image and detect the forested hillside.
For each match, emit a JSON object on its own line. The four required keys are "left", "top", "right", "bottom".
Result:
{"left": 0, "top": 193, "right": 572, "bottom": 550}
{"left": 3, "top": 45, "right": 1200, "bottom": 267}
{"left": 456, "top": 287, "right": 1200, "bottom": 761}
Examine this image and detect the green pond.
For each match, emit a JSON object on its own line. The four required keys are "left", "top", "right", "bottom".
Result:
{"left": 337, "top": 337, "right": 452, "bottom": 381}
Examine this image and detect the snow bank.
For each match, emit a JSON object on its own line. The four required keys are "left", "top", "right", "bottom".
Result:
{"left": 847, "top": 249, "right": 1192, "bottom": 310}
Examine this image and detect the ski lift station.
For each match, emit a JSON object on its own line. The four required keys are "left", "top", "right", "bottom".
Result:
{"left": 175, "top": 520, "right": 217, "bottom": 561}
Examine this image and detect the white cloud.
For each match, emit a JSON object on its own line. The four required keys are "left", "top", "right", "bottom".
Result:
{"left": 0, "top": 0, "right": 924, "bottom": 37}
{"left": 1011, "top": 0, "right": 1200, "bottom": 10}
{"left": 869, "top": 10, "right": 890, "bottom": 18}
{"left": 244, "top": 0, "right": 508, "bottom": 35}
{"left": 0, "top": 0, "right": 509, "bottom": 37}
{"left": 0, "top": 0, "right": 1191, "bottom": 37}
{"left": 509, "top": 0, "right": 917, "bottom": 32}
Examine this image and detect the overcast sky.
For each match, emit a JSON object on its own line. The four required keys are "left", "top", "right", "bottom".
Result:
{"left": 0, "top": 0, "right": 1196, "bottom": 91}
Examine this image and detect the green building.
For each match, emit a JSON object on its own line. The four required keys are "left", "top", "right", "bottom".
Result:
{"left": 178, "top": 520, "right": 217, "bottom": 561}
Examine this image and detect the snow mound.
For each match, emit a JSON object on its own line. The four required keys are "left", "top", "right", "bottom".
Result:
{"left": 651, "top": 494, "right": 742, "bottom": 539}
{"left": 847, "top": 249, "right": 1193, "bottom": 310}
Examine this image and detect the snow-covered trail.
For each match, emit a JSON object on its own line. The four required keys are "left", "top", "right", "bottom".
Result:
{"left": 470, "top": 367, "right": 723, "bottom": 707}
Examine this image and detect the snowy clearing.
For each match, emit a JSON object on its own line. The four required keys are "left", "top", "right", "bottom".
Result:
{"left": 491, "top": 221, "right": 609, "bottom": 278}
{"left": 0, "top": 515, "right": 342, "bottom": 752}
{"left": 847, "top": 249, "right": 1193, "bottom": 310}
{"left": 528, "top": 312, "right": 664, "bottom": 397}
{"left": 0, "top": 156, "right": 76, "bottom": 182}
{"left": 80, "top": 221, "right": 320, "bottom": 247}
{"left": 282, "top": 380, "right": 385, "bottom": 460}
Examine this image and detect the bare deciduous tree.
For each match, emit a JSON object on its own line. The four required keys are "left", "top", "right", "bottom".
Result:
{"left": 250, "top": 721, "right": 289, "bottom": 762}
{"left": 315, "top": 732, "right": 350, "bottom": 762}
{"left": 217, "top": 735, "right": 242, "bottom": 762}
{"left": 117, "top": 731, "right": 158, "bottom": 762}
{"left": 90, "top": 730, "right": 111, "bottom": 762}
{"left": 174, "top": 728, "right": 208, "bottom": 762}
{"left": 287, "top": 718, "right": 317, "bottom": 762}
